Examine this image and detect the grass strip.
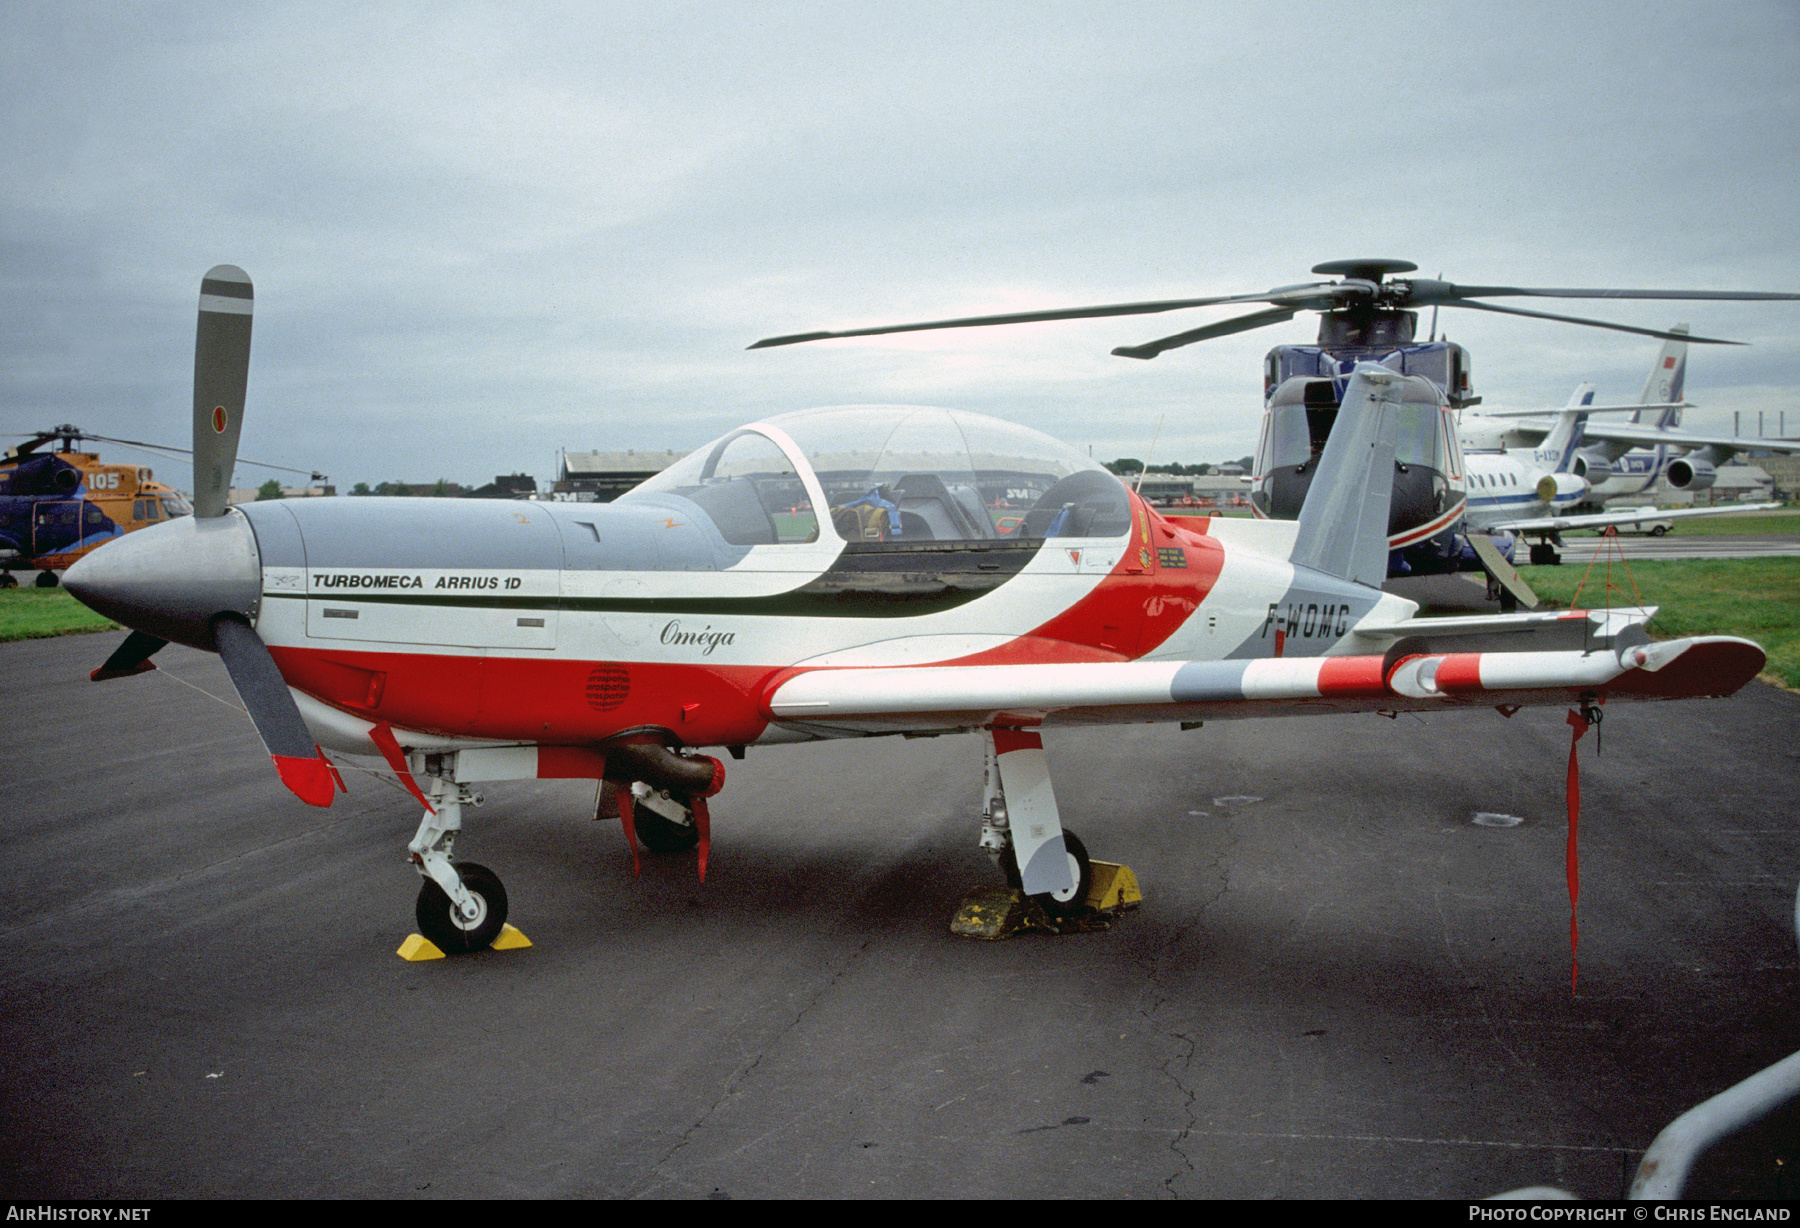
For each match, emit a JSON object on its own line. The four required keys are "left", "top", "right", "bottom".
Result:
{"left": 0, "top": 588, "right": 119, "bottom": 642}
{"left": 1521, "top": 556, "right": 1800, "bottom": 688}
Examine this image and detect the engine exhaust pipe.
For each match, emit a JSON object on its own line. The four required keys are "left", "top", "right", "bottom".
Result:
{"left": 604, "top": 742, "right": 724, "bottom": 797}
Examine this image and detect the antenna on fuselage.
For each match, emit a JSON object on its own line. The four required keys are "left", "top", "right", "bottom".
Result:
{"left": 1132, "top": 412, "right": 1166, "bottom": 494}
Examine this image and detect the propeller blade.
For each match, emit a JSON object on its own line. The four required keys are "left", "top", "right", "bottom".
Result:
{"left": 1112, "top": 306, "right": 1300, "bottom": 359}
{"left": 89, "top": 629, "right": 167, "bottom": 682}
{"left": 1445, "top": 299, "right": 1744, "bottom": 345}
{"left": 213, "top": 616, "right": 337, "bottom": 808}
{"left": 749, "top": 285, "right": 1340, "bottom": 349}
{"left": 192, "top": 265, "right": 253, "bottom": 519}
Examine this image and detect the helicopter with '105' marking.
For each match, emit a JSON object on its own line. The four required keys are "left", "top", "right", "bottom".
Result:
{"left": 0, "top": 425, "right": 193, "bottom": 588}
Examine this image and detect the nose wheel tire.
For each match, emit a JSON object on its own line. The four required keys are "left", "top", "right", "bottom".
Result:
{"left": 1005, "top": 830, "right": 1093, "bottom": 920}
{"left": 415, "top": 862, "right": 508, "bottom": 954}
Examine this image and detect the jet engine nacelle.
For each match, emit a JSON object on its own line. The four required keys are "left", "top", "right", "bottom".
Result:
{"left": 1568, "top": 448, "right": 1616, "bottom": 487}
{"left": 1665, "top": 456, "right": 1717, "bottom": 491}
{"left": 1534, "top": 472, "right": 1587, "bottom": 504}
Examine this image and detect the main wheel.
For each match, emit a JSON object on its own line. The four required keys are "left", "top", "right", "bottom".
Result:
{"left": 33, "top": 570, "right": 58, "bottom": 588}
{"left": 415, "top": 862, "right": 508, "bottom": 954}
{"left": 1649, "top": 524, "right": 1668, "bottom": 537}
{"left": 1005, "top": 830, "right": 1093, "bottom": 920}
{"left": 634, "top": 804, "right": 700, "bottom": 854}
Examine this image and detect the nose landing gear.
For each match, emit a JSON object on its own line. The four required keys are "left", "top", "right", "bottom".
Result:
{"left": 415, "top": 862, "right": 509, "bottom": 954}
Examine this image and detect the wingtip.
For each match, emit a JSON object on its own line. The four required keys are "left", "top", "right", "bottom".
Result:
{"left": 1613, "top": 637, "right": 1768, "bottom": 698}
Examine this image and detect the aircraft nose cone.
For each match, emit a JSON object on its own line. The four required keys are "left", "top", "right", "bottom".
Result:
{"left": 64, "top": 511, "right": 262, "bottom": 651}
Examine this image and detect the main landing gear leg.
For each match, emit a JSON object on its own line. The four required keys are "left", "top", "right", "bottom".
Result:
{"left": 405, "top": 757, "right": 510, "bottom": 954}
{"left": 980, "top": 728, "right": 1091, "bottom": 920}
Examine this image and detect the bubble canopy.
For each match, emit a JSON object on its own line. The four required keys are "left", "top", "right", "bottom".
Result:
{"left": 620, "top": 406, "right": 1132, "bottom": 547}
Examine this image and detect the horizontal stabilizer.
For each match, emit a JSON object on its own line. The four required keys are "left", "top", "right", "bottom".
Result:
{"left": 1353, "top": 609, "right": 1598, "bottom": 639}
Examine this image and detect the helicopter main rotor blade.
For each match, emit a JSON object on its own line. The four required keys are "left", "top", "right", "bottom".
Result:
{"left": 1417, "top": 281, "right": 1800, "bottom": 305}
{"left": 1444, "top": 299, "right": 1744, "bottom": 345}
{"left": 749, "top": 284, "right": 1344, "bottom": 349}
{"left": 1112, "top": 307, "right": 1300, "bottom": 360}
{"left": 192, "top": 265, "right": 253, "bottom": 518}
{"left": 750, "top": 260, "right": 1800, "bottom": 356}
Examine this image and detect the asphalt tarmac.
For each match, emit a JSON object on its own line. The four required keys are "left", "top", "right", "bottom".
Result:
{"left": 3, "top": 632, "right": 1797, "bottom": 1200}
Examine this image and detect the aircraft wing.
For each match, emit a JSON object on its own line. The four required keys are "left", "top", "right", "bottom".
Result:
{"left": 1567, "top": 422, "right": 1800, "bottom": 453}
{"left": 1467, "top": 416, "right": 1800, "bottom": 455}
{"left": 764, "top": 627, "right": 1764, "bottom": 735}
{"left": 1465, "top": 402, "right": 1689, "bottom": 446}
{"left": 1476, "top": 401, "right": 1688, "bottom": 421}
{"left": 1495, "top": 502, "right": 1783, "bottom": 534}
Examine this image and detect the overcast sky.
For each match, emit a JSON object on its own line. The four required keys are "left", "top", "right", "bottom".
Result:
{"left": 6, "top": 0, "right": 1800, "bottom": 492}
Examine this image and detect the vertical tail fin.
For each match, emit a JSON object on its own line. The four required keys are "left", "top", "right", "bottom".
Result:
{"left": 1290, "top": 363, "right": 1402, "bottom": 587}
{"left": 1538, "top": 396, "right": 1591, "bottom": 474}
{"left": 1637, "top": 324, "right": 1688, "bottom": 427}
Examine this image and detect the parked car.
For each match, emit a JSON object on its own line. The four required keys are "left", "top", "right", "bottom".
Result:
{"left": 1600, "top": 508, "right": 1674, "bottom": 537}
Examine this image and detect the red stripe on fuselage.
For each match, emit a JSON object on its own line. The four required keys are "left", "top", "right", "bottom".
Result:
{"left": 270, "top": 496, "right": 1233, "bottom": 743}
{"left": 268, "top": 645, "right": 776, "bottom": 747}
{"left": 945, "top": 495, "right": 1224, "bottom": 667}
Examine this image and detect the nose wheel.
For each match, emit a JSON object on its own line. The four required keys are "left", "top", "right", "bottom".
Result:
{"left": 415, "top": 862, "right": 509, "bottom": 954}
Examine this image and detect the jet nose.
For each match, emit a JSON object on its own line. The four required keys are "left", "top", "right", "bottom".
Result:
{"left": 64, "top": 511, "right": 262, "bottom": 651}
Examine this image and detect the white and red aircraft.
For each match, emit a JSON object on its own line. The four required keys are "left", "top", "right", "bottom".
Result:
{"left": 66, "top": 268, "right": 1768, "bottom": 953}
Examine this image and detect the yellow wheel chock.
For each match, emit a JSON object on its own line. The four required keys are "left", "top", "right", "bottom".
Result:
{"left": 951, "top": 860, "right": 1140, "bottom": 940}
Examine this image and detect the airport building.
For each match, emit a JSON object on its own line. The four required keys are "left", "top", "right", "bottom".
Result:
{"left": 1116, "top": 472, "right": 1253, "bottom": 507}
{"left": 554, "top": 449, "right": 687, "bottom": 502}
{"left": 1750, "top": 453, "right": 1800, "bottom": 500}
